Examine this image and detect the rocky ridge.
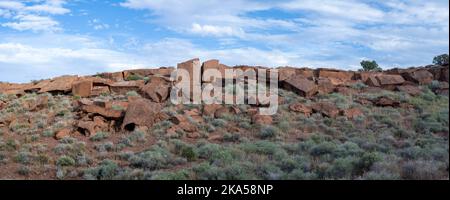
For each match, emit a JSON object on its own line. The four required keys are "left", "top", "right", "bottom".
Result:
{"left": 1, "top": 58, "right": 448, "bottom": 141}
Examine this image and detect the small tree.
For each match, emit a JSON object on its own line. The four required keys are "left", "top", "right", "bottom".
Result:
{"left": 433, "top": 54, "right": 449, "bottom": 65}
{"left": 360, "top": 60, "right": 381, "bottom": 72}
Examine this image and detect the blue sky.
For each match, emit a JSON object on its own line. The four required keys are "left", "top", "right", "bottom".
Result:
{"left": 0, "top": 0, "right": 448, "bottom": 83}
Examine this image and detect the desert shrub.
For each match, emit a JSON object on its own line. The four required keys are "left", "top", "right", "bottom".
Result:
{"left": 351, "top": 82, "right": 368, "bottom": 90}
{"left": 362, "top": 170, "right": 401, "bottom": 180}
{"left": 111, "top": 105, "right": 125, "bottom": 111}
{"left": 327, "top": 93, "right": 351, "bottom": 110}
{"left": 2, "top": 139, "right": 19, "bottom": 151}
{"left": 17, "top": 165, "right": 31, "bottom": 176}
{"left": 126, "top": 74, "right": 144, "bottom": 81}
{"left": 14, "top": 151, "right": 32, "bottom": 164}
{"left": 258, "top": 125, "right": 280, "bottom": 139}
{"left": 239, "top": 141, "right": 279, "bottom": 155}
{"left": 220, "top": 162, "right": 256, "bottom": 180}
{"left": 285, "top": 169, "right": 318, "bottom": 180}
{"left": 197, "top": 143, "right": 240, "bottom": 166}
{"left": 42, "top": 130, "right": 55, "bottom": 137}
{"left": 128, "top": 131, "right": 147, "bottom": 143}
{"left": 193, "top": 162, "right": 224, "bottom": 180}
{"left": 256, "top": 163, "right": 283, "bottom": 180}
{"left": 334, "top": 142, "right": 364, "bottom": 157}
{"left": 90, "top": 132, "right": 110, "bottom": 142}
{"left": 172, "top": 140, "right": 198, "bottom": 161}
{"left": 223, "top": 133, "right": 240, "bottom": 142}
{"left": 326, "top": 156, "right": 357, "bottom": 179}
{"left": 151, "top": 170, "right": 190, "bottom": 180}
{"left": 356, "top": 152, "right": 382, "bottom": 174}
{"left": 310, "top": 142, "right": 337, "bottom": 157}
{"left": 53, "top": 140, "right": 86, "bottom": 157}
{"left": 83, "top": 160, "right": 119, "bottom": 180}
{"left": 276, "top": 120, "right": 290, "bottom": 133}
{"left": 398, "top": 146, "right": 426, "bottom": 160}
{"left": 401, "top": 160, "right": 447, "bottom": 180}
{"left": 130, "top": 146, "right": 185, "bottom": 170}
{"left": 212, "top": 119, "right": 227, "bottom": 127}
{"left": 238, "top": 121, "right": 252, "bottom": 129}
{"left": 126, "top": 91, "right": 140, "bottom": 97}
{"left": 95, "top": 142, "right": 114, "bottom": 152}
{"left": 56, "top": 155, "right": 76, "bottom": 166}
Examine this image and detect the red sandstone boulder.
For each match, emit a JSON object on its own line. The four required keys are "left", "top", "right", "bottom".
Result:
{"left": 312, "top": 102, "right": 340, "bottom": 118}
{"left": 203, "top": 104, "right": 223, "bottom": 117}
{"left": 252, "top": 114, "right": 273, "bottom": 125}
{"left": 335, "top": 87, "right": 357, "bottom": 96}
{"left": 375, "top": 74, "right": 405, "bottom": 86}
{"left": 278, "top": 67, "right": 296, "bottom": 81}
{"left": 317, "top": 78, "right": 335, "bottom": 94}
{"left": 171, "top": 115, "right": 198, "bottom": 133}
{"left": 316, "top": 68, "right": 355, "bottom": 85}
{"left": 72, "top": 80, "right": 93, "bottom": 97}
{"left": 373, "top": 97, "right": 400, "bottom": 107}
{"left": 81, "top": 104, "right": 123, "bottom": 119}
{"left": 77, "top": 116, "right": 109, "bottom": 137}
{"left": 39, "top": 76, "right": 79, "bottom": 93}
{"left": 101, "top": 72, "right": 124, "bottom": 82}
{"left": 396, "top": 85, "right": 422, "bottom": 96}
{"left": 122, "top": 98, "right": 163, "bottom": 130}
{"left": 0, "top": 101, "right": 5, "bottom": 110}
{"left": 202, "top": 59, "right": 229, "bottom": 81}
{"left": 177, "top": 58, "right": 202, "bottom": 100}
{"left": 110, "top": 80, "right": 144, "bottom": 95}
{"left": 55, "top": 128, "right": 71, "bottom": 140}
{"left": 289, "top": 103, "right": 312, "bottom": 116}
{"left": 140, "top": 76, "right": 171, "bottom": 103}
{"left": 29, "top": 95, "right": 49, "bottom": 111}
{"left": 401, "top": 70, "right": 434, "bottom": 85}
{"left": 283, "top": 75, "right": 318, "bottom": 97}
{"left": 342, "top": 108, "right": 364, "bottom": 119}
{"left": 365, "top": 75, "right": 381, "bottom": 87}
{"left": 91, "top": 86, "right": 110, "bottom": 96}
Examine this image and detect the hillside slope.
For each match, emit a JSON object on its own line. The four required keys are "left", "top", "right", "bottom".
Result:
{"left": 0, "top": 59, "right": 448, "bottom": 180}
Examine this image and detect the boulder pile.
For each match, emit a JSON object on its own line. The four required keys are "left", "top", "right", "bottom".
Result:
{"left": 0, "top": 58, "right": 448, "bottom": 140}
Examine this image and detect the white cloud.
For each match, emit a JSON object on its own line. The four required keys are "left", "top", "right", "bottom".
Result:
{"left": 190, "top": 23, "right": 244, "bottom": 37}
{"left": 0, "top": 0, "right": 70, "bottom": 32}
{"left": 2, "top": 14, "right": 60, "bottom": 32}
{"left": 0, "top": 1, "right": 24, "bottom": 10}
{"left": 280, "top": 0, "right": 385, "bottom": 22}
{"left": 120, "top": 0, "right": 283, "bottom": 38}
{"left": 88, "top": 19, "right": 110, "bottom": 30}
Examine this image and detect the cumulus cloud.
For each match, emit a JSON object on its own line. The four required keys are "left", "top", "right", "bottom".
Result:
{"left": 0, "top": 0, "right": 448, "bottom": 82}
{"left": 2, "top": 14, "right": 60, "bottom": 32}
{"left": 190, "top": 23, "right": 244, "bottom": 37}
{"left": 0, "top": 0, "right": 70, "bottom": 32}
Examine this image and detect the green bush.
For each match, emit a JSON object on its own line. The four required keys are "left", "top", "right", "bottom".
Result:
{"left": 126, "top": 74, "right": 144, "bottom": 81}
{"left": 130, "top": 146, "right": 185, "bottom": 170}
{"left": 126, "top": 91, "right": 140, "bottom": 97}
{"left": 212, "top": 119, "right": 227, "bottom": 127}
{"left": 310, "top": 142, "right": 337, "bottom": 157}
{"left": 56, "top": 155, "right": 76, "bottom": 166}
{"left": 258, "top": 125, "right": 280, "bottom": 139}
{"left": 83, "top": 160, "right": 119, "bottom": 180}
{"left": 360, "top": 60, "right": 382, "bottom": 71}
{"left": 90, "top": 132, "right": 110, "bottom": 142}
{"left": 326, "top": 157, "right": 357, "bottom": 179}
{"left": 239, "top": 141, "right": 279, "bottom": 155}
{"left": 14, "top": 152, "right": 32, "bottom": 164}
{"left": 152, "top": 170, "right": 190, "bottom": 180}
{"left": 433, "top": 54, "right": 449, "bottom": 65}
